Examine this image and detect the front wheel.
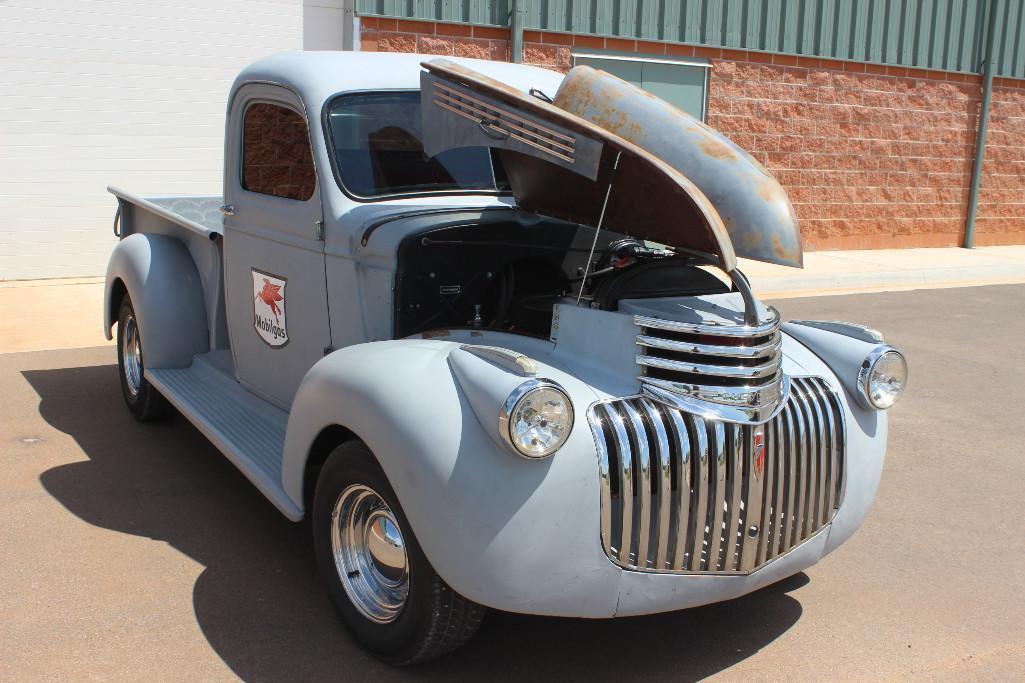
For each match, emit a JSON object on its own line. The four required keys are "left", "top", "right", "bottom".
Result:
{"left": 312, "top": 441, "right": 486, "bottom": 665}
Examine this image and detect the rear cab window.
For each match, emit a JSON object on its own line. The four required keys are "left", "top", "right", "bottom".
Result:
{"left": 242, "top": 102, "right": 316, "bottom": 201}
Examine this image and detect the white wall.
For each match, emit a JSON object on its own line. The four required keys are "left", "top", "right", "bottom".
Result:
{"left": 0, "top": 0, "right": 301, "bottom": 280}
{"left": 303, "top": 0, "right": 349, "bottom": 51}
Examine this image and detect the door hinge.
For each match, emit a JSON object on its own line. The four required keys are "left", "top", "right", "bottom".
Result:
{"left": 315, "top": 220, "right": 325, "bottom": 241}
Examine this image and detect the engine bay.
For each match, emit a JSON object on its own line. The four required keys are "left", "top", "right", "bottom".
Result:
{"left": 393, "top": 210, "right": 730, "bottom": 339}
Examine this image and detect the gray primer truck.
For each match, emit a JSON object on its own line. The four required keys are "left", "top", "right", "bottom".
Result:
{"left": 103, "top": 52, "right": 907, "bottom": 664}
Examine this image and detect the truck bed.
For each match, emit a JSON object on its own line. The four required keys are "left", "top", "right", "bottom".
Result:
{"left": 109, "top": 187, "right": 224, "bottom": 239}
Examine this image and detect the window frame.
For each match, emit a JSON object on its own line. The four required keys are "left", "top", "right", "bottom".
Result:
{"left": 239, "top": 98, "right": 318, "bottom": 203}
{"left": 320, "top": 89, "right": 513, "bottom": 203}
{"left": 571, "top": 52, "right": 711, "bottom": 122}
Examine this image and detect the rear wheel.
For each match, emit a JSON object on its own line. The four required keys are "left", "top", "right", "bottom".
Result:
{"left": 117, "top": 295, "right": 171, "bottom": 421}
{"left": 312, "top": 441, "right": 486, "bottom": 665}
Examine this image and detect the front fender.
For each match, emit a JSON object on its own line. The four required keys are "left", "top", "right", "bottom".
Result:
{"left": 781, "top": 325, "right": 890, "bottom": 556}
{"left": 104, "top": 233, "right": 208, "bottom": 369}
{"left": 282, "top": 339, "right": 624, "bottom": 617}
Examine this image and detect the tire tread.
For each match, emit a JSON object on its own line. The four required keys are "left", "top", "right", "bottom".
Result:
{"left": 397, "top": 578, "right": 487, "bottom": 665}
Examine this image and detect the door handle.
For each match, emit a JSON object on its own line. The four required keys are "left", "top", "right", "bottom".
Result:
{"left": 219, "top": 204, "right": 236, "bottom": 216}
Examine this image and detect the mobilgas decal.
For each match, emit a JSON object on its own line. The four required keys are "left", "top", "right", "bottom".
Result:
{"left": 252, "top": 268, "right": 289, "bottom": 348}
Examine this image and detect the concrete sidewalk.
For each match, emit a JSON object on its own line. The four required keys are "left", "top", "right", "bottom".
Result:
{"left": 2, "top": 245, "right": 1024, "bottom": 354}
{"left": 742, "top": 245, "right": 1025, "bottom": 299}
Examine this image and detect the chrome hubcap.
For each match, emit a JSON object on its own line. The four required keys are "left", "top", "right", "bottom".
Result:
{"left": 331, "top": 484, "right": 409, "bottom": 623}
{"left": 122, "top": 314, "right": 142, "bottom": 397}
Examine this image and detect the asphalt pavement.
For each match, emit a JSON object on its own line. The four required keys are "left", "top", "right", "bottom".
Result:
{"left": 2, "top": 285, "right": 1024, "bottom": 681}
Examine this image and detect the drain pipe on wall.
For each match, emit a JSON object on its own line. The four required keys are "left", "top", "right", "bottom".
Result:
{"left": 963, "top": 0, "right": 1000, "bottom": 249}
{"left": 510, "top": 0, "right": 525, "bottom": 63}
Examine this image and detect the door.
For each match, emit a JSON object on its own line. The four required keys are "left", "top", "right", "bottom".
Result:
{"left": 223, "top": 84, "right": 330, "bottom": 408}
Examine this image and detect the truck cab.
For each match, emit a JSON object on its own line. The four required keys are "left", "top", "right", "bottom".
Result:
{"left": 103, "top": 52, "right": 907, "bottom": 665}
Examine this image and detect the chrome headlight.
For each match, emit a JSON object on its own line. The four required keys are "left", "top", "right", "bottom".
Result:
{"left": 857, "top": 346, "right": 908, "bottom": 410}
{"left": 499, "top": 380, "right": 574, "bottom": 458}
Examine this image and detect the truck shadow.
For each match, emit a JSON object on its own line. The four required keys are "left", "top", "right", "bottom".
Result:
{"left": 26, "top": 363, "right": 806, "bottom": 682}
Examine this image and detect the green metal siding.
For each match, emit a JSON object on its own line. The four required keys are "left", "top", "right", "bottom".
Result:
{"left": 357, "top": 0, "right": 1025, "bottom": 78}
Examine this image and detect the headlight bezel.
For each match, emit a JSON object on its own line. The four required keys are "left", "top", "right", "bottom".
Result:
{"left": 857, "top": 345, "right": 908, "bottom": 410}
{"left": 498, "top": 379, "right": 574, "bottom": 459}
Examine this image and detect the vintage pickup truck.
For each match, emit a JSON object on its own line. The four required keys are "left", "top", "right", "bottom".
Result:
{"left": 103, "top": 52, "right": 906, "bottom": 664}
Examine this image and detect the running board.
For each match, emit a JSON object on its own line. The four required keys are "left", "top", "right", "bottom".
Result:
{"left": 146, "top": 353, "right": 302, "bottom": 520}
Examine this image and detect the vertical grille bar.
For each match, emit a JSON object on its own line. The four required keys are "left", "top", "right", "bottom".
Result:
{"left": 765, "top": 408, "right": 786, "bottom": 562}
{"left": 780, "top": 402, "right": 798, "bottom": 553}
{"left": 622, "top": 401, "right": 652, "bottom": 567}
{"left": 588, "top": 378, "right": 845, "bottom": 575}
{"left": 806, "top": 380, "right": 830, "bottom": 526}
{"left": 723, "top": 423, "right": 743, "bottom": 571}
{"left": 755, "top": 420, "right": 775, "bottom": 566}
{"left": 740, "top": 423, "right": 766, "bottom": 571}
{"left": 813, "top": 381, "right": 839, "bottom": 523}
{"left": 639, "top": 401, "right": 673, "bottom": 569}
{"left": 790, "top": 390, "right": 810, "bottom": 541}
{"left": 801, "top": 382, "right": 822, "bottom": 537}
{"left": 792, "top": 381, "right": 816, "bottom": 540}
{"left": 687, "top": 415, "right": 709, "bottom": 571}
{"left": 827, "top": 389, "right": 846, "bottom": 508}
{"left": 706, "top": 422, "right": 728, "bottom": 570}
{"left": 667, "top": 410, "right": 691, "bottom": 571}
{"left": 589, "top": 406, "right": 614, "bottom": 561}
{"left": 606, "top": 404, "right": 634, "bottom": 564}
{"left": 800, "top": 379, "right": 829, "bottom": 529}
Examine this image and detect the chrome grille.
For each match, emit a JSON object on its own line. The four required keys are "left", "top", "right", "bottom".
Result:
{"left": 635, "top": 311, "right": 785, "bottom": 423}
{"left": 587, "top": 377, "right": 845, "bottom": 574}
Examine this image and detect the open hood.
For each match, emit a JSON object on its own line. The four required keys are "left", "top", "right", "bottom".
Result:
{"left": 420, "top": 59, "right": 802, "bottom": 269}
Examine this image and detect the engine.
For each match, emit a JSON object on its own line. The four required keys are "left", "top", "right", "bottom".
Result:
{"left": 393, "top": 209, "right": 730, "bottom": 339}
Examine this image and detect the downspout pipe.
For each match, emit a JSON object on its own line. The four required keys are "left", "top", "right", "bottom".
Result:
{"left": 963, "top": 0, "right": 1000, "bottom": 249}
{"left": 510, "top": 0, "right": 525, "bottom": 63}
{"left": 340, "top": 0, "right": 355, "bottom": 50}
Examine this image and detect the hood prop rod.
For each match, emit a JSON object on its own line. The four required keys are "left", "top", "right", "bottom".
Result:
{"left": 577, "top": 151, "right": 622, "bottom": 305}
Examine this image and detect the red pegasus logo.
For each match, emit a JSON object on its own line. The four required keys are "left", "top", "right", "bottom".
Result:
{"left": 255, "top": 278, "right": 284, "bottom": 322}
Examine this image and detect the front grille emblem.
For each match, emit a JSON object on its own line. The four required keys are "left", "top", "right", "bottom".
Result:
{"left": 753, "top": 427, "right": 766, "bottom": 477}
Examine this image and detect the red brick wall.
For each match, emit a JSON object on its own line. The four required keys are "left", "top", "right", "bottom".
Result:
{"left": 358, "top": 17, "right": 1025, "bottom": 250}
{"left": 360, "top": 18, "right": 510, "bottom": 61}
{"left": 706, "top": 52, "right": 983, "bottom": 250}
{"left": 976, "top": 82, "right": 1025, "bottom": 246}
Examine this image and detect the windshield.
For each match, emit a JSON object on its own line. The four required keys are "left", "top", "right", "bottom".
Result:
{"left": 325, "top": 91, "right": 508, "bottom": 198}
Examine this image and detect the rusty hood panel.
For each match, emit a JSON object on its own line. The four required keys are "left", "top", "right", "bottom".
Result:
{"left": 421, "top": 59, "right": 737, "bottom": 271}
{"left": 554, "top": 66, "right": 802, "bottom": 267}
{"left": 420, "top": 59, "right": 803, "bottom": 269}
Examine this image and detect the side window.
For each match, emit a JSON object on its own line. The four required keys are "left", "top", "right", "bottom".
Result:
{"left": 242, "top": 102, "right": 316, "bottom": 201}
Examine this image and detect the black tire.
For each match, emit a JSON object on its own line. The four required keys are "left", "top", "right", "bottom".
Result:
{"left": 116, "top": 295, "right": 172, "bottom": 421}
{"left": 312, "top": 441, "right": 486, "bottom": 665}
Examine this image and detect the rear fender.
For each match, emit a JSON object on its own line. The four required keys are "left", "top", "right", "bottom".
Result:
{"left": 104, "top": 233, "right": 209, "bottom": 369}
